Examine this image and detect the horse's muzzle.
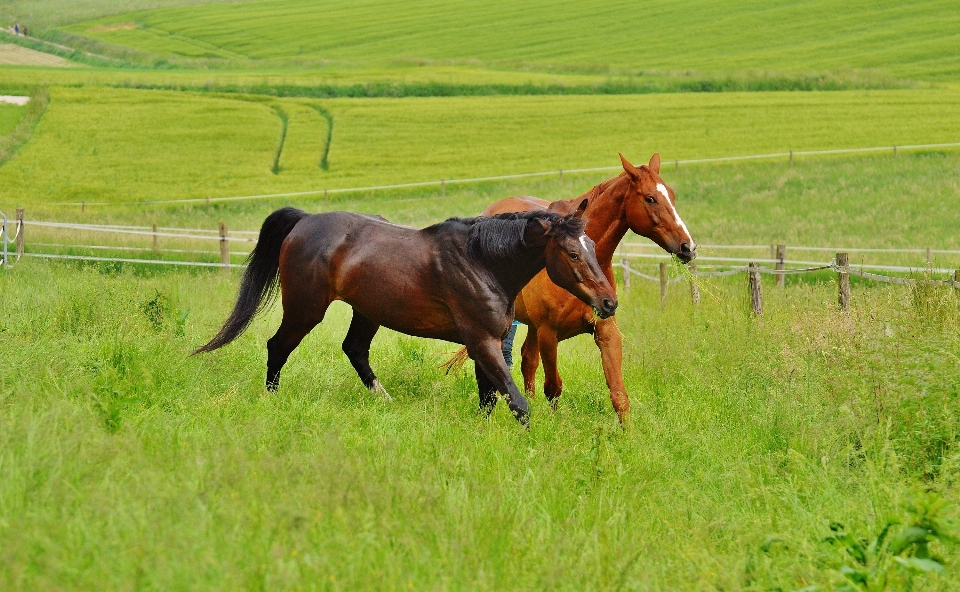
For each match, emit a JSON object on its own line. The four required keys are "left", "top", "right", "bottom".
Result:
{"left": 596, "top": 298, "right": 618, "bottom": 319}
{"left": 677, "top": 242, "right": 697, "bottom": 263}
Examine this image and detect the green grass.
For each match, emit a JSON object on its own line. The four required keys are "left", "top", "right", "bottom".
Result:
{"left": 1, "top": 251, "right": 957, "bottom": 590}
{"left": 0, "top": 0, "right": 229, "bottom": 30}
{"left": 0, "top": 104, "right": 27, "bottom": 135}
{"left": 4, "top": 86, "right": 960, "bottom": 209}
{"left": 61, "top": 0, "right": 960, "bottom": 81}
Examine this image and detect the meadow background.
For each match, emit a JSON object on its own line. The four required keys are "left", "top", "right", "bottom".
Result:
{"left": 1, "top": 1, "right": 959, "bottom": 590}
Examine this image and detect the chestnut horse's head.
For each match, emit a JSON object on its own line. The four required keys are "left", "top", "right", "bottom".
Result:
{"left": 619, "top": 153, "right": 697, "bottom": 263}
{"left": 527, "top": 202, "right": 618, "bottom": 319}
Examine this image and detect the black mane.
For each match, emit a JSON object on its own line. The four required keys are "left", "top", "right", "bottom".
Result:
{"left": 444, "top": 211, "right": 585, "bottom": 262}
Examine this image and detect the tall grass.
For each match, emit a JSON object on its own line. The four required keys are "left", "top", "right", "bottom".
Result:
{"left": 0, "top": 257, "right": 956, "bottom": 590}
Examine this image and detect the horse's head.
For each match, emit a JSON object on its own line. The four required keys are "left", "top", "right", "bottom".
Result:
{"left": 526, "top": 202, "right": 619, "bottom": 319}
{"left": 619, "top": 153, "right": 697, "bottom": 263}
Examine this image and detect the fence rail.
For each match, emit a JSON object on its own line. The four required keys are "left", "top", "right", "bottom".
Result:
{"left": 6, "top": 213, "right": 960, "bottom": 316}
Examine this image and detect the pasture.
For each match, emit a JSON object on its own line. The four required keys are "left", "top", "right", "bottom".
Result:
{"left": 2, "top": 239, "right": 958, "bottom": 590}
{"left": 1, "top": 0, "right": 959, "bottom": 589}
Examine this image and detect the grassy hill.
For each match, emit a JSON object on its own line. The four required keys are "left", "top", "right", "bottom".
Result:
{"left": 61, "top": 0, "right": 960, "bottom": 80}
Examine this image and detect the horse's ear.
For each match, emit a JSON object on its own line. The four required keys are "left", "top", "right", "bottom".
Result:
{"left": 574, "top": 198, "right": 588, "bottom": 218}
{"left": 619, "top": 152, "right": 640, "bottom": 181}
{"left": 648, "top": 153, "right": 661, "bottom": 174}
{"left": 524, "top": 218, "right": 551, "bottom": 246}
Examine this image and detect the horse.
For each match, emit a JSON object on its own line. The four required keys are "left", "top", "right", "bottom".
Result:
{"left": 194, "top": 203, "right": 618, "bottom": 426}
{"left": 466, "top": 153, "right": 696, "bottom": 424}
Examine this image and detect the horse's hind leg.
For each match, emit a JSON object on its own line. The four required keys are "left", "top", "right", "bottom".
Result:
{"left": 341, "top": 309, "right": 390, "bottom": 401}
{"left": 266, "top": 318, "right": 319, "bottom": 391}
{"left": 266, "top": 295, "right": 328, "bottom": 391}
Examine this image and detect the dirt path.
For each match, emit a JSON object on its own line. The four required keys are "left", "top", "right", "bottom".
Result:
{"left": 0, "top": 42, "right": 73, "bottom": 67}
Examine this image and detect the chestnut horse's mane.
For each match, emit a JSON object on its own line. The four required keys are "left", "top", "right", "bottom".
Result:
{"left": 445, "top": 211, "right": 585, "bottom": 262}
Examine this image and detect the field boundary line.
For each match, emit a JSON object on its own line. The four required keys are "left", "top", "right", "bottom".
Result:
{"left": 621, "top": 243, "right": 960, "bottom": 256}
{"left": 52, "top": 141, "right": 960, "bottom": 207}
{"left": 25, "top": 220, "right": 257, "bottom": 242}
{"left": 21, "top": 252, "right": 245, "bottom": 267}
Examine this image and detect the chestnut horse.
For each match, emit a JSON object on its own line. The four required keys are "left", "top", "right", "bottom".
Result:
{"left": 195, "top": 205, "right": 617, "bottom": 426}
{"left": 480, "top": 153, "right": 696, "bottom": 423}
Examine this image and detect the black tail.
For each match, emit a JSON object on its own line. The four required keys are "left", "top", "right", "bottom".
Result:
{"left": 194, "top": 207, "right": 309, "bottom": 354}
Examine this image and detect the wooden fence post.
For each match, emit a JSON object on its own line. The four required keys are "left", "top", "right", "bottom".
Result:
{"left": 776, "top": 244, "right": 786, "bottom": 288}
{"left": 926, "top": 247, "right": 931, "bottom": 267}
{"left": 441, "top": 180, "right": 445, "bottom": 198}
{"left": 15, "top": 208, "right": 24, "bottom": 258}
{"left": 674, "top": 160, "right": 679, "bottom": 172}
{"left": 689, "top": 261, "right": 700, "bottom": 305}
{"left": 152, "top": 223, "right": 158, "bottom": 254}
{"left": 893, "top": 145, "right": 897, "bottom": 158}
{"left": 837, "top": 252, "right": 850, "bottom": 310}
{"left": 748, "top": 262, "right": 763, "bottom": 315}
{"left": 659, "top": 262, "right": 668, "bottom": 305}
{"left": 954, "top": 270, "right": 959, "bottom": 292}
{"left": 789, "top": 150, "right": 793, "bottom": 166}
{"left": 622, "top": 258, "right": 631, "bottom": 291}
{"left": 559, "top": 169, "right": 563, "bottom": 181}
{"left": 219, "top": 222, "right": 230, "bottom": 270}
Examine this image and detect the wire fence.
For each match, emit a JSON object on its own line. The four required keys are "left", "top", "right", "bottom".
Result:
{"left": 5, "top": 213, "right": 959, "bottom": 317}
{"left": 49, "top": 140, "right": 960, "bottom": 208}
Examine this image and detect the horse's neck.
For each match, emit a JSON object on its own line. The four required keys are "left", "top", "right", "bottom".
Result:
{"left": 488, "top": 249, "right": 547, "bottom": 302}
{"left": 570, "top": 177, "right": 630, "bottom": 265}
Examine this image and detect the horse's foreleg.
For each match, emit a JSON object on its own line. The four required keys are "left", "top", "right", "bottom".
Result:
{"left": 342, "top": 309, "right": 390, "bottom": 401}
{"left": 266, "top": 317, "right": 320, "bottom": 391}
{"left": 519, "top": 328, "right": 540, "bottom": 398}
{"left": 537, "top": 327, "right": 563, "bottom": 407}
{"left": 469, "top": 338, "right": 530, "bottom": 427}
{"left": 474, "top": 361, "right": 498, "bottom": 415}
{"left": 594, "top": 317, "right": 630, "bottom": 424}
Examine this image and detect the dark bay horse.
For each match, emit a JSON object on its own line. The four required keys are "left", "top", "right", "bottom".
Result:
{"left": 476, "top": 153, "right": 696, "bottom": 424}
{"left": 195, "top": 204, "right": 618, "bottom": 425}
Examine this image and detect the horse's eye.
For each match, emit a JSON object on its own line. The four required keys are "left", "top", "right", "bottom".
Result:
{"left": 645, "top": 196, "right": 657, "bottom": 204}
{"left": 569, "top": 252, "right": 581, "bottom": 261}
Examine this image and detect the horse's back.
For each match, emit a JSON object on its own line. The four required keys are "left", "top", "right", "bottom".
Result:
{"left": 481, "top": 196, "right": 550, "bottom": 216}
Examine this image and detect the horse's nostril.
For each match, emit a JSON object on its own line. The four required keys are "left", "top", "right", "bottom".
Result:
{"left": 680, "top": 242, "right": 693, "bottom": 253}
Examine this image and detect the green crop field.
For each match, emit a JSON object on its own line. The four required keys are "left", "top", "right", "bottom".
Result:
{"left": 0, "top": 104, "right": 27, "bottom": 135}
{"left": 1, "top": 0, "right": 959, "bottom": 589}
{"left": 61, "top": 0, "right": 960, "bottom": 81}
{"left": 3, "top": 86, "right": 960, "bottom": 209}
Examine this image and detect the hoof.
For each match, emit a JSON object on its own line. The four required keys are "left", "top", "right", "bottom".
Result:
{"left": 369, "top": 379, "right": 394, "bottom": 402}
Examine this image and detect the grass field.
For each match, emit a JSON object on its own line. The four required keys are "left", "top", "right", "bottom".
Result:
{"left": 1, "top": 2, "right": 959, "bottom": 589}
{"left": 57, "top": 0, "right": 960, "bottom": 81}
{"left": 1, "top": 245, "right": 958, "bottom": 590}
{"left": 0, "top": 104, "right": 27, "bottom": 135}
{"left": 3, "top": 86, "right": 960, "bottom": 209}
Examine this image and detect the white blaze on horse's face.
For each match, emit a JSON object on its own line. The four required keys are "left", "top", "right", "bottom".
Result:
{"left": 656, "top": 182, "right": 692, "bottom": 244}
{"left": 579, "top": 234, "right": 589, "bottom": 252}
